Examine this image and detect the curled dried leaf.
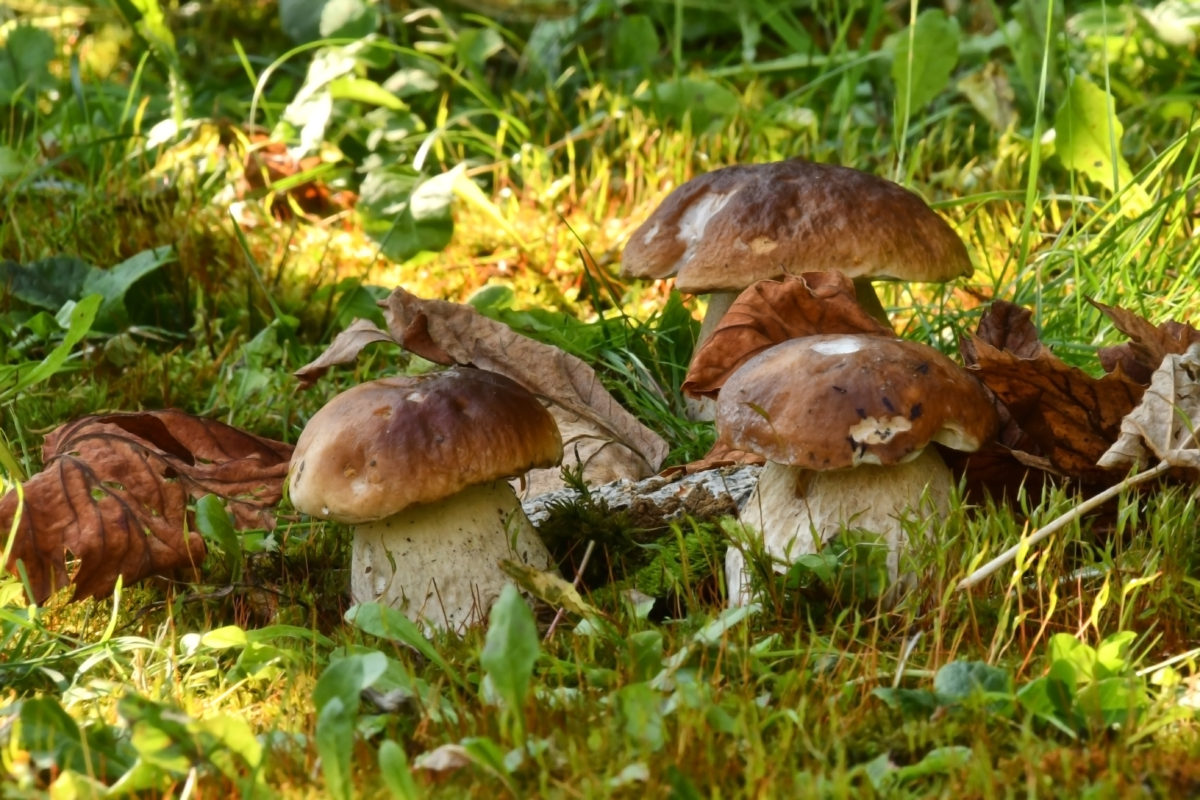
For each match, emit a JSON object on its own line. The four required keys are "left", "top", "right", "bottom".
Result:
{"left": 1091, "top": 299, "right": 1200, "bottom": 385}
{"left": 683, "top": 273, "right": 894, "bottom": 399}
{"left": 967, "top": 338, "right": 1143, "bottom": 483}
{"left": 384, "top": 287, "right": 669, "bottom": 489}
{"left": 1, "top": 410, "right": 292, "bottom": 601}
{"left": 1099, "top": 343, "right": 1200, "bottom": 472}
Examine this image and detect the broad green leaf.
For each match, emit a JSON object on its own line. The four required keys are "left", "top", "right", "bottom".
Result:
{"left": 480, "top": 584, "right": 539, "bottom": 713}
{"left": 634, "top": 77, "right": 740, "bottom": 133}
{"left": 316, "top": 697, "right": 355, "bottom": 800}
{"left": 1049, "top": 633, "right": 1096, "bottom": 682}
{"left": 379, "top": 739, "right": 423, "bottom": 800}
{"left": 1095, "top": 630, "right": 1138, "bottom": 677}
{"left": 871, "top": 686, "right": 940, "bottom": 716}
{"left": 320, "top": 0, "right": 379, "bottom": 39}
{"left": 0, "top": 25, "right": 56, "bottom": 104}
{"left": 0, "top": 256, "right": 92, "bottom": 310}
{"left": 82, "top": 245, "right": 175, "bottom": 330}
{"left": 279, "top": 0, "right": 326, "bottom": 42}
{"left": 194, "top": 494, "right": 243, "bottom": 582}
{"left": 19, "top": 697, "right": 89, "bottom": 774}
{"left": 617, "top": 682, "right": 665, "bottom": 752}
{"left": 200, "top": 625, "right": 250, "bottom": 649}
{"left": 357, "top": 169, "right": 455, "bottom": 262}
{"left": 933, "top": 660, "right": 1013, "bottom": 710}
{"left": 613, "top": 14, "right": 659, "bottom": 72}
{"left": 890, "top": 746, "right": 972, "bottom": 785}
{"left": 891, "top": 10, "right": 960, "bottom": 127}
{"left": 1053, "top": 75, "right": 1133, "bottom": 192}
{"left": 346, "top": 603, "right": 467, "bottom": 689}
{"left": 314, "top": 652, "right": 388, "bottom": 800}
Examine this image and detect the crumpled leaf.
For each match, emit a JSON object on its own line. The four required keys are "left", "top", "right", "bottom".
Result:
{"left": 293, "top": 288, "right": 670, "bottom": 494}
{"left": 963, "top": 306, "right": 1143, "bottom": 483}
{"left": 388, "top": 288, "right": 668, "bottom": 489}
{"left": 293, "top": 317, "right": 396, "bottom": 388}
{"left": 683, "top": 272, "right": 894, "bottom": 398}
{"left": 1098, "top": 343, "right": 1200, "bottom": 472}
{"left": 666, "top": 440, "right": 766, "bottom": 477}
{"left": 1092, "top": 299, "right": 1200, "bottom": 385}
{"left": 0, "top": 410, "right": 293, "bottom": 602}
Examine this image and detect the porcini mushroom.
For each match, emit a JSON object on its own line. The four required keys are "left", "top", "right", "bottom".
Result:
{"left": 718, "top": 334, "right": 997, "bottom": 604}
{"left": 288, "top": 367, "right": 563, "bottom": 633}
{"left": 621, "top": 159, "right": 972, "bottom": 341}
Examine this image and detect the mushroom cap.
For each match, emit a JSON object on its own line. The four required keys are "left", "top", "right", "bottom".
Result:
{"left": 621, "top": 159, "right": 972, "bottom": 293}
{"left": 716, "top": 334, "right": 997, "bottom": 469}
{"left": 288, "top": 367, "right": 563, "bottom": 524}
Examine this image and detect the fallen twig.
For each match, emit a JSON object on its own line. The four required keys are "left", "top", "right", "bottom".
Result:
{"left": 956, "top": 460, "right": 1172, "bottom": 591}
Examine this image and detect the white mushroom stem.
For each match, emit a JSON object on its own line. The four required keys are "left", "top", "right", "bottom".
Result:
{"left": 351, "top": 479, "right": 555, "bottom": 634}
{"left": 725, "top": 447, "right": 952, "bottom": 606}
{"left": 685, "top": 291, "right": 739, "bottom": 422}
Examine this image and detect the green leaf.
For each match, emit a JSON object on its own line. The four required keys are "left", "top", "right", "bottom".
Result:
{"left": 19, "top": 697, "right": 88, "bottom": 774}
{"left": 329, "top": 77, "right": 406, "bottom": 110}
{"left": 357, "top": 169, "right": 455, "bottom": 262}
{"left": 346, "top": 603, "right": 468, "bottom": 690}
{"left": 480, "top": 584, "right": 539, "bottom": 714}
{"left": 82, "top": 245, "right": 175, "bottom": 330}
{"left": 617, "top": 682, "right": 665, "bottom": 752}
{"left": 314, "top": 652, "right": 388, "bottom": 800}
{"left": 871, "top": 687, "right": 941, "bottom": 716}
{"left": 320, "top": 0, "right": 379, "bottom": 39}
{"left": 379, "top": 739, "right": 423, "bottom": 800}
{"left": 0, "top": 294, "right": 100, "bottom": 402}
{"left": 933, "top": 660, "right": 1013, "bottom": 712}
{"left": 634, "top": 77, "right": 740, "bottom": 134}
{"left": 194, "top": 495, "right": 243, "bottom": 582}
{"left": 1053, "top": 75, "right": 1134, "bottom": 192}
{"left": 279, "top": 0, "right": 326, "bottom": 42}
{"left": 0, "top": 25, "right": 56, "bottom": 104}
{"left": 0, "top": 256, "right": 92, "bottom": 310}
{"left": 891, "top": 9, "right": 960, "bottom": 129}
{"left": 613, "top": 14, "right": 659, "bottom": 72}
{"left": 1049, "top": 634, "right": 1097, "bottom": 682}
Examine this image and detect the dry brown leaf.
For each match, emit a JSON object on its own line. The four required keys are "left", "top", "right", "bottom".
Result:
{"left": 960, "top": 300, "right": 1046, "bottom": 363}
{"left": 967, "top": 337, "right": 1143, "bottom": 483}
{"left": 1092, "top": 299, "right": 1200, "bottom": 385}
{"left": 385, "top": 288, "right": 669, "bottom": 489}
{"left": 682, "top": 273, "right": 894, "bottom": 398}
{"left": 664, "top": 440, "right": 766, "bottom": 477}
{"left": 0, "top": 410, "right": 293, "bottom": 602}
{"left": 1099, "top": 343, "right": 1200, "bottom": 472}
{"left": 293, "top": 318, "right": 396, "bottom": 387}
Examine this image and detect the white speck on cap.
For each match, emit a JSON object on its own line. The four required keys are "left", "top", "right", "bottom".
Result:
{"left": 679, "top": 192, "right": 734, "bottom": 261}
{"left": 811, "top": 336, "right": 864, "bottom": 356}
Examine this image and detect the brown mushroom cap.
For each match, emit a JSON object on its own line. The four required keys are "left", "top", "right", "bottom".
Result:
{"left": 716, "top": 334, "right": 997, "bottom": 469}
{"left": 289, "top": 367, "right": 563, "bottom": 524}
{"left": 621, "top": 160, "right": 972, "bottom": 293}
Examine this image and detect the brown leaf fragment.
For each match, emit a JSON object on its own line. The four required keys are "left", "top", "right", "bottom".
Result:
{"left": 1098, "top": 343, "right": 1200, "bottom": 472}
{"left": 683, "top": 272, "right": 894, "bottom": 398}
{"left": 384, "top": 287, "right": 669, "bottom": 489}
{"left": 665, "top": 439, "right": 767, "bottom": 477}
{"left": 1, "top": 410, "right": 293, "bottom": 602}
{"left": 1091, "top": 299, "right": 1200, "bottom": 385}
{"left": 967, "top": 337, "right": 1143, "bottom": 483}
{"left": 293, "top": 318, "right": 396, "bottom": 388}
{"left": 960, "top": 300, "right": 1046, "bottom": 365}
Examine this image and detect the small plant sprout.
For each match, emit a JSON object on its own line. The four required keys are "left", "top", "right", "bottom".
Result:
{"left": 288, "top": 367, "right": 563, "bottom": 634}
{"left": 718, "top": 334, "right": 997, "bottom": 604}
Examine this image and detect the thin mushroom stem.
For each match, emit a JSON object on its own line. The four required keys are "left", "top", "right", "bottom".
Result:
{"left": 851, "top": 277, "right": 891, "bottom": 326}
{"left": 956, "top": 460, "right": 1171, "bottom": 591}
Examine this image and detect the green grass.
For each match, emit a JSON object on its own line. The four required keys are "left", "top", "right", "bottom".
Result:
{"left": 4, "top": 0, "right": 1200, "bottom": 796}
